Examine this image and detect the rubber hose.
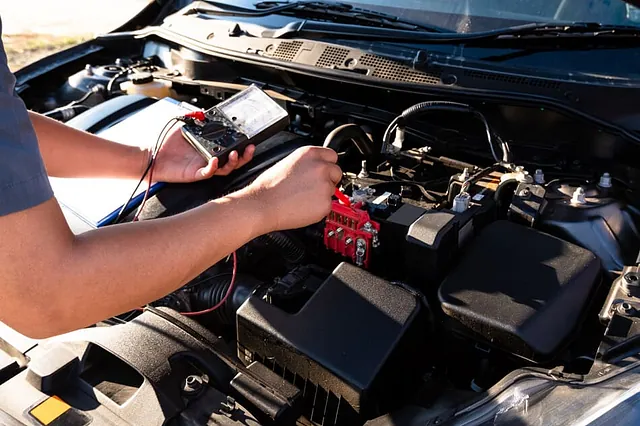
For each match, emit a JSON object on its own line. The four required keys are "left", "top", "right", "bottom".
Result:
{"left": 323, "top": 124, "right": 374, "bottom": 157}
{"left": 402, "top": 101, "right": 473, "bottom": 118}
{"left": 383, "top": 101, "right": 510, "bottom": 163}
{"left": 383, "top": 102, "right": 475, "bottom": 148}
{"left": 494, "top": 178, "right": 518, "bottom": 218}
{"left": 494, "top": 178, "right": 518, "bottom": 203}
{"left": 192, "top": 274, "right": 261, "bottom": 325}
{"left": 255, "top": 231, "right": 305, "bottom": 264}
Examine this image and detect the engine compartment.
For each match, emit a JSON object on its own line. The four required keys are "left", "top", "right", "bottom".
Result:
{"left": 5, "top": 37, "right": 640, "bottom": 425}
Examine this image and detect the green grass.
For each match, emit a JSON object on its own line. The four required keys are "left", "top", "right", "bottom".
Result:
{"left": 3, "top": 33, "right": 90, "bottom": 71}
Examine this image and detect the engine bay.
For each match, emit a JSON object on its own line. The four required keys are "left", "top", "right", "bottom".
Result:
{"left": 5, "top": 33, "right": 640, "bottom": 426}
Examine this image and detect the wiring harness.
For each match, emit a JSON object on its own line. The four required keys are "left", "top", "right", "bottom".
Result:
{"left": 382, "top": 101, "right": 512, "bottom": 164}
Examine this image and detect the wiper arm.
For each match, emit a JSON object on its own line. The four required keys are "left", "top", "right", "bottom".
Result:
{"left": 186, "top": 3, "right": 639, "bottom": 43}
{"left": 471, "top": 22, "right": 640, "bottom": 40}
{"left": 195, "top": 0, "right": 451, "bottom": 33}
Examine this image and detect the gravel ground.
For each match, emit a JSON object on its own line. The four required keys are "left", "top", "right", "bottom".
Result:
{"left": 1, "top": 0, "right": 151, "bottom": 71}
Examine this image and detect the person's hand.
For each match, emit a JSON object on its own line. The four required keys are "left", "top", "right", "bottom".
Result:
{"left": 150, "top": 124, "right": 255, "bottom": 183}
{"left": 242, "top": 146, "right": 342, "bottom": 232}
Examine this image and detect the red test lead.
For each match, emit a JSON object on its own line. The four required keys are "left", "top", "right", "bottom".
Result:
{"left": 334, "top": 188, "right": 351, "bottom": 207}
{"left": 183, "top": 110, "right": 206, "bottom": 122}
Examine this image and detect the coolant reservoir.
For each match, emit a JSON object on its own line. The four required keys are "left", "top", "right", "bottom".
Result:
{"left": 119, "top": 72, "right": 172, "bottom": 98}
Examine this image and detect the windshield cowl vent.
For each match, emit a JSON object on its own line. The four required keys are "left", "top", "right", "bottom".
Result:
{"left": 464, "top": 69, "right": 562, "bottom": 90}
{"left": 269, "top": 42, "right": 441, "bottom": 86}
{"left": 316, "top": 46, "right": 350, "bottom": 68}
{"left": 358, "top": 53, "right": 441, "bottom": 84}
{"left": 271, "top": 41, "right": 304, "bottom": 62}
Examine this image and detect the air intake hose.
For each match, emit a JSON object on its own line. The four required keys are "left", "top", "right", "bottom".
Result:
{"left": 323, "top": 123, "right": 374, "bottom": 157}
{"left": 255, "top": 231, "right": 306, "bottom": 264}
{"left": 192, "top": 274, "right": 261, "bottom": 325}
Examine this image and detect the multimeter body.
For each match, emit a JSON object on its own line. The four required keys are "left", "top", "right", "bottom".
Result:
{"left": 181, "top": 85, "right": 289, "bottom": 167}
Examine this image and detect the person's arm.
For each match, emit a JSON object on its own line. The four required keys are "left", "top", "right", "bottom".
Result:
{"left": 29, "top": 111, "right": 147, "bottom": 179}
{"left": 29, "top": 112, "right": 255, "bottom": 181}
{"left": 0, "top": 146, "right": 342, "bottom": 339}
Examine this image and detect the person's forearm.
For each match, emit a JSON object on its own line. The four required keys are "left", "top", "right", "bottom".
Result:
{"left": 29, "top": 111, "right": 147, "bottom": 179}
{"left": 0, "top": 189, "right": 267, "bottom": 338}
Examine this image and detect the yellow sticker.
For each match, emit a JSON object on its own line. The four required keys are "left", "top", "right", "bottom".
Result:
{"left": 30, "top": 396, "right": 70, "bottom": 425}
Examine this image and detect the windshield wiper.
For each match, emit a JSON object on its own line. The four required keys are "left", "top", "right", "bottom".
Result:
{"left": 186, "top": 3, "right": 639, "bottom": 43}
{"left": 194, "top": 0, "right": 451, "bottom": 33}
{"left": 465, "top": 22, "right": 640, "bottom": 42}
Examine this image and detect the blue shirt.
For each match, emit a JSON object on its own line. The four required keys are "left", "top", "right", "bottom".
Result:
{"left": 0, "top": 18, "right": 54, "bottom": 216}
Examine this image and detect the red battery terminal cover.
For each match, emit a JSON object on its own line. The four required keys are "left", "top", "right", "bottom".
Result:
{"left": 324, "top": 198, "right": 380, "bottom": 268}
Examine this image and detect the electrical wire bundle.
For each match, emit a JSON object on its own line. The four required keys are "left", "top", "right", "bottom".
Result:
{"left": 112, "top": 110, "right": 206, "bottom": 224}
{"left": 111, "top": 117, "right": 178, "bottom": 223}
{"left": 111, "top": 110, "right": 237, "bottom": 318}
{"left": 382, "top": 101, "right": 512, "bottom": 164}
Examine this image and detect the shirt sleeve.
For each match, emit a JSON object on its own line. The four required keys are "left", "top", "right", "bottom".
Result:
{"left": 0, "top": 17, "right": 54, "bottom": 216}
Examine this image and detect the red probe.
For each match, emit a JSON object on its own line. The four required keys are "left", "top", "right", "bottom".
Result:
{"left": 334, "top": 188, "right": 351, "bottom": 207}
{"left": 184, "top": 110, "right": 206, "bottom": 121}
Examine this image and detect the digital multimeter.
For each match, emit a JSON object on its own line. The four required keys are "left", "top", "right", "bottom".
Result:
{"left": 181, "top": 85, "right": 289, "bottom": 167}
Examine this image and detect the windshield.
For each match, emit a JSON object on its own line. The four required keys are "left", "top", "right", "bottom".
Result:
{"left": 220, "top": 0, "right": 640, "bottom": 33}
{"left": 346, "top": 0, "right": 640, "bottom": 32}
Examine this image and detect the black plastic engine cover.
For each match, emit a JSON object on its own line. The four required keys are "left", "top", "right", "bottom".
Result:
{"left": 438, "top": 220, "right": 601, "bottom": 361}
{"left": 0, "top": 309, "right": 260, "bottom": 426}
{"left": 236, "top": 262, "right": 424, "bottom": 421}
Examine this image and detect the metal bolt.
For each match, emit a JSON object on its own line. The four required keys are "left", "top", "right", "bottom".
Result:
{"left": 599, "top": 172, "right": 613, "bottom": 188}
{"left": 220, "top": 396, "right": 237, "bottom": 415}
{"left": 345, "top": 237, "right": 353, "bottom": 245}
{"left": 355, "top": 239, "right": 366, "bottom": 266}
{"left": 327, "top": 230, "right": 335, "bottom": 238}
{"left": 617, "top": 302, "right": 634, "bottom": 315}
{"left": 336, "top": 227, "right": 344, "bottom": 239}
{"left": 418, "top": 146, "right": 432, "bottom": 154}
{"left": 622, "top": 273, "right": 639, "bottom": 294}
{"left": 517, "top": 170, "right": 533, "bottom": 184}
{"left": 183, "top": 375, "right": 204, "bottom": 396}
{"left": 518, "top": 188, "right": 531, "bottom": 198}
{"left": 571, "top": 187, "right": 586, "bottom": 205}
{"left": 534, "top": 169, "right": 545, "bottom": 184}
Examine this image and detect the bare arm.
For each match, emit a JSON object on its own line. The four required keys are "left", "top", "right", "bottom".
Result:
{"left": 29, "top": 111, "right": 255, "bottom": 181}
{"left": 0, "top": 147, "right": 341, "bottom": 338}
{"left": 29, "top": 111, "right": 147, "bottom": 179}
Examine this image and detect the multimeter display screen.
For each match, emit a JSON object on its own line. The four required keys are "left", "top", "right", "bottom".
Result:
{"left": 180, "top": 85, "right": 289, "bottom": 164}
{"left": 216, "top": 85, "right": 288, "bottom": 139}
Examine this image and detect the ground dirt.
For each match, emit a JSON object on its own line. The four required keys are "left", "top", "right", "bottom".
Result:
{"left": 1, "top": 0, "right": 149, "bottom": 71}
{"left": 3, "top": 34, "right": 91, "bottom": 71}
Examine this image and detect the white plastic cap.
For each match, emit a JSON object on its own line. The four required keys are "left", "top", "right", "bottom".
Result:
{"left": 599, "top": 172, "right": 612, "bottom": 188}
